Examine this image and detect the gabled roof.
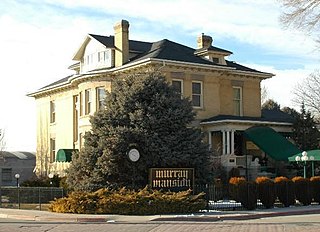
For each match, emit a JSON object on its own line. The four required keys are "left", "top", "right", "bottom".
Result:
{"left": 73, "top": 34, "right": 153, "bottom": 60}
{"left": 89, "top": 34, "right": 153, "bottom": 53}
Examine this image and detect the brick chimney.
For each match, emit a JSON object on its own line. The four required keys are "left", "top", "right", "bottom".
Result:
{"left": 114, "top": 20, "right": 129, "bottom": 67}
{"left": 197, "top": 33, "right": 213, "bottom": 49}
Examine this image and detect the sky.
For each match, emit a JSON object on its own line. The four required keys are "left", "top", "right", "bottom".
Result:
{"left": 0, "top": 0, "right": 319, "bottom": 151}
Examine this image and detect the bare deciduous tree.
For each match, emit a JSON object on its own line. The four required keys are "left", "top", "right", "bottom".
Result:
{"left": 279, "top": 0, "right": 320, "bottom": 42}
{"left": 261, "top": 85, "right": 269, "bottom": 105}
{"left": 0, "top": 129, "right": 6, "bottom": 153}
{"left": 293, "top": 70, "right": 320, "bottom": 117}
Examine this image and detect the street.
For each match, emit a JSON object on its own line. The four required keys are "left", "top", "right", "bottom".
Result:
{"left": 1, "top": 214, "right": 320, "bottom": 232}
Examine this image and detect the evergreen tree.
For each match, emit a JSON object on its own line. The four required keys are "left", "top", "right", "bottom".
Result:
{"left": 291, "top": 103, "right": 320, "bottom": 151}
{"left": 67, "top": 71, "right": 212, "bottom": 191}
{"left": 261, "top": 99, "right": 281, "bottom": 110}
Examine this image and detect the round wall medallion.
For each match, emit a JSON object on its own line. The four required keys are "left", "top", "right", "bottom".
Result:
{"left": 128, "top": 148, "right": 140, "bottom": 162}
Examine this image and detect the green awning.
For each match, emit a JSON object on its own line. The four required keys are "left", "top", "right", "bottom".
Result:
{"left": 56, "top": 149, "right": 77, "bottom": 162}
{"left": 244, "top": 126, "right": 301, "bottom": 161}
{"left": 288, "top": 150, "right": 320, "bottom": 162}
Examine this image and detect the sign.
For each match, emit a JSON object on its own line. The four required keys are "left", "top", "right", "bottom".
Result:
{"left": 149, "top": 168, "right": 194, "bottom": 192}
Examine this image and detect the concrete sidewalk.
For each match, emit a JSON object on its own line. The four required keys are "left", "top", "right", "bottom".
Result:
{"left": 1, "top": 205, "right": 320, "bottom": 223}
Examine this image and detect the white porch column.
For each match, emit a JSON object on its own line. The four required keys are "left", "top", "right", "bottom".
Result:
{"left": 226, "top": 130, "right": 230, "bottom": 154}
{"left": 231, "top": 130, "right": 235, "bottom": 154}
{"left": 222, "top": 130, "right": 226, "bottom": 155}
{"left": 208, "top": 131, "right": 212, "bottom": 150}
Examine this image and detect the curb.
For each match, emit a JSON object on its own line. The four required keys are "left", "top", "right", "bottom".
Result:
{"left": 152, "top": 208, "right": 320, "bottom": 222}
{"left": 1, "top": 207, "right": 320, "bottom": 223}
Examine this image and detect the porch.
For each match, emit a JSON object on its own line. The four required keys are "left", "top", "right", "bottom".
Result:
{"left": 201, "top": 110, "right": 300, "bottom": 180}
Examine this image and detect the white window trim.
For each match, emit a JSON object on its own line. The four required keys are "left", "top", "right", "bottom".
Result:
{"left": 192, "top": 81, "right": 203, "bottom": 108}
{"left": 50, "top": 138, "right": 56, "bottom": 163}
{"left": 96, "top": 87, "right": 106, "bottom": 111}
{"left": 233, "top": 86, "right": 243, "bottom": 116}
{"left": 50, "top": 101, "right": 55, "bottom": 123}
{"left": 85, "top": 89, "right": 92, "bottom": 115}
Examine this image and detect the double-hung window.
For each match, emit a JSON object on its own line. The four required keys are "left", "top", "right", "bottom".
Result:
{"left": 85, "top": 89, "right": 92, "bottom": 115}
{"left": 172, "top": 79, "right": 183, "bottom": 96}
{"left": 50, "top": 138, "right": 56, "bottom": 163}
{"left": 96, "top": 87, "right": 106, "bottom": 110}
{"left": 192, "top": 81, "right": 203, "bottom": 108}
{"left": 233, "top": 86, "right": 243, "bottom": 116}
{"left": 50, "top": 101, "right": 55, "bottom": 123}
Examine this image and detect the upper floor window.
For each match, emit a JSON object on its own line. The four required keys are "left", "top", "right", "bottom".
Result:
{"left": 85, "top": 89, "right": 92, "bottom": 115}
{"left": 96, "top": 87, "right": 106, "bottom": 110}
{"left": 50, "top": 101, "right": 55, "bottom": 123}
{"left": 172, "top": 79, "right": 183, "bottom": 96}
{"left": 84, "top": 54, "right": 94, "bottom": 65}
{"left": 50, "top": 138, "right": 56, "bottom": 163}
{"left": 233, "top": 87, "right": 243, "bottom": 116}
{"left": 192, "top": 81, "right": 203, "bottom": 108}
{"left": 98, "top": 51, "right": 110, "bottom": 63}
{"left": 79, "top": 92, "right": 83, "bottom": 116}
{"left": 211, "top": 57, "right": 219, "bottom": 63}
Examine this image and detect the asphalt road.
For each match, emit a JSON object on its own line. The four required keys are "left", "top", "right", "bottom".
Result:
{"left": 1, "top": 214, "right": 320, "bottom": 232}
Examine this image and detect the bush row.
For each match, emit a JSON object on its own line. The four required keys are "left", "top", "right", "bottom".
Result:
{"left": 49, "top": 186, "right": 206, "bottom": 215}
{"left": 229, "top": 176, "right": 320, "bottom": 210}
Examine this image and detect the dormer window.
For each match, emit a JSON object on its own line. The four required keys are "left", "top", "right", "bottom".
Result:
{"left": 77, "top": 39, "right": 114, "bottom": 73}
{"left": 211, "top": 57, "right": 219, "bottom": 64}
{"left": 98, "top": 51, "right": 111, "bottom": 63}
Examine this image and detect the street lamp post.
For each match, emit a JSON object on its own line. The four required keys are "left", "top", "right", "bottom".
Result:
{"left": 295, "top": 151, "right": 315, "bottom": 178}
{"left": 48, "top": 173, "right": 54, "bottom": 186}
{"left": 14, "top": 173, "right": 20, "bottom": 187}
{"left": 48, "top": 173, "right": 54, "bottom": 200}
{"left": 14, "top": 173, "right": 20, "bottom": 209}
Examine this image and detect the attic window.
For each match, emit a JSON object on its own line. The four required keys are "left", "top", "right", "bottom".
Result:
{"left": 211, "top": 57, "right": 219, "bottom": 63}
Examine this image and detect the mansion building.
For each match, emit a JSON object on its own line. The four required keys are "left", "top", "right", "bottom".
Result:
{"left": 28, "top": 20, "right": 299, "bottom": 178}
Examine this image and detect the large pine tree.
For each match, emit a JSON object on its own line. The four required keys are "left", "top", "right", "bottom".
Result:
{"left": 67, "top": 71, "right": 212, "bottom": 191}
{"left": 291, "top": 103, "right": 320, "bottom": 151}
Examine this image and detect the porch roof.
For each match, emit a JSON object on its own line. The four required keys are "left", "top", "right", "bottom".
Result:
{"left": 201, "top": 109, "right": 295, "bottom": 124}
{"left": 244, "top": 126, "right": 301, "bottom": 161}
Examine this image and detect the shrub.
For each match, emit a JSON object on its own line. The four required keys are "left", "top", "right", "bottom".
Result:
{"left": 228, "top": 167, "right": 240, "bottom": 178}
{"left": 21, "top": 175, "right": 65, "bottom": 188}
{"left": 49, "top": 186, "right": 206, "bottom": 215}
{"left": 229, "top": 177, "right": 246, "bottom": 202}
{"left": 310, "top": 176, "right": 320, "bottom": 203}
{"left": 229, "top": 177, "right": 257, "bottom": 210}
{"left": 255, "top": 176, "right": 275, "bottom": 209}
{"left": 274, "top": 176, "right": 295, "bottom": 207}
{"left": 292, "top": 176, "right": 312, "bottom": 206}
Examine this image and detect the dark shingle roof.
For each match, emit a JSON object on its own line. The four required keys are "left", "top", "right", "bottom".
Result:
{"left": 39, "top": 75, "right": 73, "bottom": 90}
{"left": 90, "top": 34, "right": 263, "bottom": 73}
{"left": 89, "top": 34, "right": 152, "bottom": 53}
{"left": 131, "top": 39, "right": 214, "bottom": 64}
{"left": 35, "top": 34, "right": 270, "bottom": 92}
{"left": 201, "top": 109, "right": 295, "bottom": 124}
